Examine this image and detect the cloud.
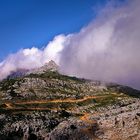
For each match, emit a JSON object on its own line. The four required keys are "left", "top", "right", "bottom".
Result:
{"left": 0, "top": 0, "right": 140, "bottom": 90}
{"left": 0, "top": 34, "right": 66, "bottom": 80}
{"left": 43, "top": 34, "right": 67, "bottom": 64}
{"left": 59, "top": 0, "right": 140, "bottom": 89}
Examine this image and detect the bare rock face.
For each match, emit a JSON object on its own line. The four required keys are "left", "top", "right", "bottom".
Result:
{"left": 47, "top": 119, "right": 99, "bottom": 140}
{"left": 96, "top": 109, "right": 140, "bottom": 140}
{"left": 47, "top": 109, "right": 140, "bottom": 140}
{"left": 0, "top": 108, "right": 140, "bottom": 140}
{"left": 0, "top": 111, "right": 61, "bottom": 140}
{"left": 44, "top": 60, "right": 59, "bottom": 71}
{"left": 30, "top": 60, "right": 59, "bottom": 74}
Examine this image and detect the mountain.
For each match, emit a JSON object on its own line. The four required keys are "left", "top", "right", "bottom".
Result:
{"left": 0, "top": 62, "right": 139, "bottom": 140}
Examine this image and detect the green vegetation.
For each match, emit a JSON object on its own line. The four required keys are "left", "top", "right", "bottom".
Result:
{"left": 27, "top": 71, "right": 85, "bottom": 83}
{"left": 77, "top": 98, "right": 96, "bottom": 106}
{"left": 0, "top": 78, "right": 17, "bottom": 90}
{"left": 95, "top": 96, "right": 118, "bottom": 107}
{"left": 0, "top": 93, "right": 127, "bottom": 113}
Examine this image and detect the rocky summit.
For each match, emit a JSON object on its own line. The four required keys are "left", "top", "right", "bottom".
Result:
{"left": 0, "top": 61, "right": 139, "bottom": 140}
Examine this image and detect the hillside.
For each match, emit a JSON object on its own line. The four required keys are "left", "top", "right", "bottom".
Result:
{"left": 0, "top": 61, "right": 139, "bottom": 140}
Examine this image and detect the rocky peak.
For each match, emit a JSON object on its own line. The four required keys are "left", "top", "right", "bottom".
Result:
{"left": 30, "top": 60, "right": 58, "bottom": 74}
{"left": 44, "top": 60, "right": 58, "bottom": 71}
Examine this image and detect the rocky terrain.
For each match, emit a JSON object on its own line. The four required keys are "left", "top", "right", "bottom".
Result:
{"left": 0, "top": 61, "right": 139, "bottom": 140}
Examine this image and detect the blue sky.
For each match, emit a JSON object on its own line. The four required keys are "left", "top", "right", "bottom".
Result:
{"left": 0, "top": 0, "right": 109, "bottom": 60}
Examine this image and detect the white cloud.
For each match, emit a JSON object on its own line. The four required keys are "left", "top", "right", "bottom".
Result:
{"left": 0, "top": 34, "right": 66, "bottom": 80}
{"left": 59, "top": 0, "right": 140, "bottom": 89}
{"left": 43, "top": 34, "right": 67, "bottom": 64}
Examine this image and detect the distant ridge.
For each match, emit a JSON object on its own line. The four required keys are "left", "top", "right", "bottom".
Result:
{"left": 7, "top": 69, "right": 29, "bottom": 79}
